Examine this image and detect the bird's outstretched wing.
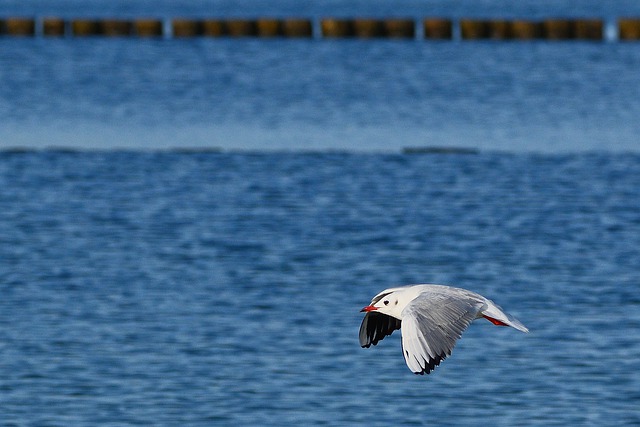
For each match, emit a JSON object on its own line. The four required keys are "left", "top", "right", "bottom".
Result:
{"left": 400, "top": 289, "right": 485, "bottom": 374}
{"left": 359, "top": 311, "right": 402, "bottom": 348}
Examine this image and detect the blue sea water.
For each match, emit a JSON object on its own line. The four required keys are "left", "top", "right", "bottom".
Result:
{"left": 3, "top": 38, "right": 640, "bottom": 153}
{"left": 2, "top": 1, "right": 640, "bottom": 152}
{"left": 4, "top": 0, "right": 640, "bottom": 20}
{"left": 1, "top": 151, "right": 640, "bottom": 425}
{"left": 1, "top": 1, "right": 640, "bottom": 425}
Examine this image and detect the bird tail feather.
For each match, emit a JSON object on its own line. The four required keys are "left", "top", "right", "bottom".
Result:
{"left": 481, "top": 299, "right": 529, "bottom": 333}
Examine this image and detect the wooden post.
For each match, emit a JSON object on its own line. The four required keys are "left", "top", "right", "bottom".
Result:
{"left": 511, "top": 20, "right": 542, "bottom": 40}
{"left": 134, "top": 19, "right": 163, "bottom": 37}
{"left": 423, "top": 18, "right": 452, "bottom": 39}
{"left": 543, "top": 19, "right": 574, "bottom": 40}
{"left": 101, "top": 19, "right": 133, "bottom": 36}
{"left": 321, "top": 18, "right": 353, "bottom": 38}
{"left": 226, "top": 19, "right": 258, "bottom": 37}
{"left": 384, "top": 19, "right": 415, "bottom": 38}
{"left": 619, "top": 18, "right": 640, "bottom": 40}
{"left": 72, "top": 19, "right": 101, "bottom": 36}
{"left": 172, "top": 19, "right": 203, "bottom": 37}
{"left": 460, "top": 19, "right": 489, "bottom": 39}
{"left": 574, "top": 19, "right": 603, "bottom": 40}
{"left": 256, "top": 18, "right": 282, "bottom": 37}
{"left": 4, "top": 18, "right": 36, "bottom": 36}
{"left": 282, "top": 19, "right": 313, "bottom": 38}
{"left": 43, "top": 17, "right": 66, "bottom": 36}
{"left": 202, "top": 20, "right": 226, "bottom": 37}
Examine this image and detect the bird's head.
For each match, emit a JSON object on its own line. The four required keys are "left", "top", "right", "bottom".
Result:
{"left": 360, "top": 288, "right": 407, "bottom": 319}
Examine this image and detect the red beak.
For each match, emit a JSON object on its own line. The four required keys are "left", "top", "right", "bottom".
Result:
{"left": 360, "top": 305, "right": 378, "bottom": 312}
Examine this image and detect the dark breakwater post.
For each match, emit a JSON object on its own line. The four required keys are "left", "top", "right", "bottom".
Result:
{"left": 202, "top": 20, "right": 225, "bottom": 37}
{"left": 101, "top": 19, "right": 133, "bottom": 37}
{"left": 281, "top": 19, "right": 313, "bottom": 38}
{"left": 256, "top": 18, "right": 283, "bottom": 37}
{"left": 619, "top": 18, "right": 640, "bottom": 40}
{"left": 487, "top": 20, "right": 512, "bottom": 39}
{"left": 510, "top": 20, "right": 543, "bottom": 40}
{"left": 543, "top": 19, "right": 574, "bottom": 40}
{"left": 172, "top": 19, "right": 203, "bottom": 37}
{"left": 384, "top": 19, "right": 415, "bottom": 38}
{"left": 459, "top": 19, "right": 518, "bottom": 40}
{"left": 133, "top": 19, "right": 163, "bottom": 37}
{"left": 423, "top": 18, "right": 453, "bottom": 39}
{"left": 225, "top": 19, "right": 258, "bottom": 37}
{"left": 71, "top": 19, "right": 101, "bottom": 36}
{"left": 352, "top": 18, "right": 385, "bottom": 38}
{"left": 1, "top": 17, "right": 36, "bottom": 36}
{"left": 320, "top": 18, "right": 354, "bottom": 38}
{"left": 574, "top": 19, "right": 603, "bottom": 40}
{"left": 460, "top": 19, "right": 489, "bottom": 39}
{"left": 322, "top": 18, "right": 415, "bottom": 39}
{"left": 43, "top": 17, "right": 65, "bottom": 36}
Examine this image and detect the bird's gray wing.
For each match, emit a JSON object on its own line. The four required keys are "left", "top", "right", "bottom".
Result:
{"left": 359, "top": 312, "right": 402, "bottom": 348}
{"left": 401, "top": 289, "right": 485, "bottom": 374}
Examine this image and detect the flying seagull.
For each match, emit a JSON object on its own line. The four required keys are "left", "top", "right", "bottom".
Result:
{"left": 359, "top": 284, "right": 528, "bottom": 375}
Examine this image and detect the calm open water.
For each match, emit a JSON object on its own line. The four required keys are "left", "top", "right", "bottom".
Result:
{"left": 1, "top": 151, "right": 639, "bottom": 425}
{"left": 2, "top": 1, "right": 640, "bottom": 152}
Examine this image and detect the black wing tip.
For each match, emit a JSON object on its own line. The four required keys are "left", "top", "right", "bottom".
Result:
{"left": 360, "top": 312, "right": 401, "bottom": 349}
{"left": 413, "top": 353, "right": 447, "bottom": 375}
{"left": 360, "top": 337, "right": 383, "bottom": 348}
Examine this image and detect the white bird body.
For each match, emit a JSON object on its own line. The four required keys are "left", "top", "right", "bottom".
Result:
{"left": 359, "top": 284, "right": 528, "bottom": 375}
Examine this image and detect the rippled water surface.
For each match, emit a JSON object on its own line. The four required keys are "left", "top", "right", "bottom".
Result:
{"left": 3, "top": 0, "right": 640, "bottom": 152}
{"left": 1, "top": 151, "right": 639, "bottom": 425}
{"left": 3, "top": 39, "right": 640, "bottom": 153}
{"left": 4, "top": 0, "right": 640, "bottom": 18}
{"left": 2, "top": 1, "right": 640, "bottom": 424}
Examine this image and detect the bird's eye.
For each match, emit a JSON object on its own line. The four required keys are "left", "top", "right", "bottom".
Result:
{"left": 384, "top": 300, "right": 389, "bottom": 306}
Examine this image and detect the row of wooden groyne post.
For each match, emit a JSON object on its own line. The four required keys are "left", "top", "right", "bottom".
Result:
{"left": 4, "top": 17, "right": 640, "bottom": 40}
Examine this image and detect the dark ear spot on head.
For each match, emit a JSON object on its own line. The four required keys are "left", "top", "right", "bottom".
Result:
{"left": 395, "top": 300, "right": 398, "bottom": 305}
